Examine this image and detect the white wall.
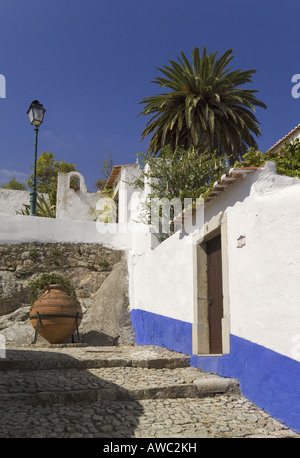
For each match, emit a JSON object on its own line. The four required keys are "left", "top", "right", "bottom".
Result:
{"left": 117, "top": 164, "right": 142, "bottom": 224}
{"left": 204, "top": 171, "right": 259, "bottom": 223}
{"left": 0, "top": 214, "right": 132, "bottom": 250}
{"left": 129, "top": 161, "right": 300, "bottom": 362}
{"left": 0, "top": 189, "right": 30, "bottom": 215}
{"left": 56, "top": 171, "right": 99, "bottom": 221}
{"left": 129, "top": 229, "right": 194, "bottom": 323}
{"left": 128, "top": 166, "right": 261, "bottom": 327}
{"left": 226, "top": 168, "right": 300, "bottom": 360}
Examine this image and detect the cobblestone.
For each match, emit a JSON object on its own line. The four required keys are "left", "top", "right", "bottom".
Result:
{"left": 0, "top": 396, "right": 298, "bottom": 438}
{"left": 0, "top": 344, "right": 299, "bottom": 438}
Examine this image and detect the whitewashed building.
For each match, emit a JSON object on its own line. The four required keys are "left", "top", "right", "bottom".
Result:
{"left": 1, "top": 126, "right": 300, "bottom": 433}
{"left": 123, "top": 159, "right": 300, "bottom": 434}
{"left": 102, "top": 150, "right": 300, "bottom": 434}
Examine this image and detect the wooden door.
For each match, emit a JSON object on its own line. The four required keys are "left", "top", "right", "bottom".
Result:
{"left": 206, "top": 235, "right": 223, "bottom": 354}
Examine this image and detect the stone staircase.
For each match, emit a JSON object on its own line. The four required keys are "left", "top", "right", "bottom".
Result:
{"left": 0, "top": 344, "right": 240, "bottom": 406}
{"left": 1, "top": 344, "right": 299, "bottom": 439}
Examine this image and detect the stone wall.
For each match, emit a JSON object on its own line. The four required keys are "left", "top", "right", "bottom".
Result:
{"left": 0, "top": 242, "right": 135, "bottom": 346}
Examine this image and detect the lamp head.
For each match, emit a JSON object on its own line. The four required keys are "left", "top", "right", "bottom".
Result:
{"left": 27, "top": 100, "right": 46, "bottom": 127}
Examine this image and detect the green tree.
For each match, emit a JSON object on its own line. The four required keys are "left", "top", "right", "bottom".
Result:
{"left": 131, "top": 146, "right": 228, "bottom": 236}
{"left": 1, "top": 177, "right": 27, "bottom": 190}
{"left": 138, "top": 46, "right": 266, "bottom": 164}
{"left": 134, "top": 146, "right": 228, "bottom": 203}
{"left": 27, "top": 152, "right": 77, "bottom": 206}
{"left": 94, "top": 152, "right": 114, "bottom": 191}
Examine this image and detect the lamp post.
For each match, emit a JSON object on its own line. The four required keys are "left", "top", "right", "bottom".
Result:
{"left": 27, "top": 100, "right": 46, "bottom": 216}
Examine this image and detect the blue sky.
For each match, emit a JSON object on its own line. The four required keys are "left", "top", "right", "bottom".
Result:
{"left": 0, "top": 0, "right": 300, "bottom": 191}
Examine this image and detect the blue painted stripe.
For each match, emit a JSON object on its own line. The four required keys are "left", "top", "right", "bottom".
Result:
{"left": 193, "top": 334, "right": 300, "bottom": 433}
{"left": 130, "top": 309, "right": 300, "bottom": 433}
{"left": 130, "top": 309, "right": 192, "bottom": 356}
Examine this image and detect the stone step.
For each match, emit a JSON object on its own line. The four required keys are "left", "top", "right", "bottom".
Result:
{"left": 0, "top": 366, "right": 240, "bottom": 405}
{"left": 0, "top": 345, "right": 240, "bottom": 405}
{"left": 0, "top": 345, "right": 297, "bottom": 439}
{"left": 0, "top": 345, "right": 191, "bottom": 371}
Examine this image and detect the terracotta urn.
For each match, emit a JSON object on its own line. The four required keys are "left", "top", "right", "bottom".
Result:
{"left": 30, "top": 284, "right": 82, "bottom": 344}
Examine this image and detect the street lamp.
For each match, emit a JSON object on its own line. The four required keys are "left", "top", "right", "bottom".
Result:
{"left": 27, "top": 100, "right": 46, "bottom": 216}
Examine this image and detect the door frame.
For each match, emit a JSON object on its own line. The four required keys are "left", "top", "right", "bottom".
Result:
{"left": 192, "top": 212, "right": 230, "bottom": 355}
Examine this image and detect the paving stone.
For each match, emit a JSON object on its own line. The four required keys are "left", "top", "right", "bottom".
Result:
{"left": 0, "top": 344, "right": 299, "bottom": 438}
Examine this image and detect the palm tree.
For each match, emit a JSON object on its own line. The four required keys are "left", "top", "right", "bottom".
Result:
{"left": 138, "top": 46, "right": 266, "bottom": 164}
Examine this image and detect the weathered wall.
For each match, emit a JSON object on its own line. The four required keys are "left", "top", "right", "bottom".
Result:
{"left": 0, "top": 189, "right": 50, "bottom": 216}
{"left": 0, "top": 242, "right": 135, "bottom": 346}
{"left": 0, "top": 214, "right": 132, "bottom": 250}
{"left": 0, "top": 189, "right": 30, "bottom": 215}
{"left": 56, "top": 171, "right": 99, "bottom": 221}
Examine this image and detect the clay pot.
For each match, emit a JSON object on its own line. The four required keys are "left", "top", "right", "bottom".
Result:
{"left": 30, "top": 284, "right": 82, "bottom": 344}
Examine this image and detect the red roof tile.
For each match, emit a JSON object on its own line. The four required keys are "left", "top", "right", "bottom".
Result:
{"left": 105, "top": 166, "right": 121, "bottom": 188}
{"left": 204, "top": 166, "right": 261, "bottom": 204}
{"left": 268, "top": 123, "right": 300, "bottom": 152}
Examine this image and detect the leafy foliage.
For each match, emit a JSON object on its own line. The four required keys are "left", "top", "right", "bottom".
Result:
{"left": 94, "top": 152, "right": 114, "bottom": 191}
{"left": 1, "top": 177, "right": 27, "bottom": 190}
{"left": 233, "top": 147, "right": 265, "bottom": 168}
{"left": 91, "top": 152, "right": 118, "bottom": 222}
{"left": 27, "top": 152, "right": 77, "bottom": 207}
{"left": 133, "top": 145, "right": 229, "bottom": 202}
{"left": 139, "top": 46, "right": 266, "bottom": 164}
{"left": 17, "top": 193, "right": 56, "bottom": 218}
{"left": 130, "top": 145, "right": 228, "bottom": 234}
{"left": 235, "top": 138, "right": 300, "bottom": 178}
{"left": 131, "top": 139, "right": 300, "bottom": 236}
{"left": 29, "top": 272, "right": 78, "bottom": 305}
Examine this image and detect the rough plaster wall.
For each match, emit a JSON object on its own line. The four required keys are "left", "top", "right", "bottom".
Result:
{"left": 0, "top": 189, "right": 50, "bottom": 216}
{"left": 56, "top": 171, "right": 99, "bottom": 221}
{"left": 0, "top": 189, "right": 30, "bottom": 215}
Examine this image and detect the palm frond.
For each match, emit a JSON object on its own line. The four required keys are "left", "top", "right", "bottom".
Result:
{"left": 138, "top": 45, "right": 266, "bottom": 158}
{"left": 16, "top": 194, "right": 56, "bottom": 218}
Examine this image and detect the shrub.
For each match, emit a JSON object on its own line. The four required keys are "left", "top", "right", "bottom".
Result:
{"left": 28, "top": 273, "right": 78, "bottom": 305}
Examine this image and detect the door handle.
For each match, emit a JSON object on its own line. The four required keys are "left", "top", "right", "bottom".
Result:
{"left": 208, "top": 297, "right": 213, "bottom": 306}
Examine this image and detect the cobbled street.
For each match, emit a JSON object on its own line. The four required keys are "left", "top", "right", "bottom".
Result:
{"left": 0, "top": 344, "right": 299, "bottom": 439}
